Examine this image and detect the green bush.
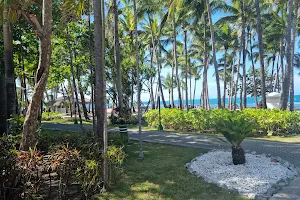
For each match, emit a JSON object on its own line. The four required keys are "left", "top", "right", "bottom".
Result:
{"left": 42, "top": 111, "right": 62, "bottom": 121}
{"left": 144, "top": 108, "right": 300, "bottom": 137}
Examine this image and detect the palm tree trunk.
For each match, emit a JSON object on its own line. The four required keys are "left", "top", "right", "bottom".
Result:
{"left": 173, "top": 15, "right": 183, "bottom": 109}
{"left": 241, "top": 0, "right": 247, "bottom": 108}
{"left": 274, "top": 58, "right": 280, "bottom": 92}
{"left": 206, "top": 0, "right": 222, "bottom": 108}
{"left": 205, "top": 80, "right": 210, "bottom": 109}
{"left": 234, "top": 49, "right": 242, "bottom": 110}
{"left": 280, "top": 0, "right": 293, "bottom": 110}
{"left": 271, "top": 54, "right": 276, "bottom": 91}
{"left": 20, "top": 0, "right": 52, "bottom": 150}
{"left": 255, "top": 0, "right": 267, "bottom": 109}
{"left": 150, "top": 48, "right": 155, "bottom": 109}
{"left": 93, "top": 0, "right": 108, "bottom": 189}
{"left": 193, "top": 78, "right": 197, "bottom": 107}
{"left": 156, "top": 44, "right": 167, "bottom": 108}
{"left": 223, "top": 48, "right": 228, "bottom": 107}
{"left": 229, "top": 54, "right": 235, "bottom": 110}
{"left": 67, "top": 26, "right": 82, "bottom": 125}
{"left": 280, "top": 38, "right": 284, "bottom": 92}
{"left": 88, "top": 0, "right": 95, "bottom": 130}
{"left": 3, "top": 3, "right": 17, "bottom": 133}
{"left": 0, "top": 61, "right": 6, "bottom": 134}
{"left": 289, "top": 0, "right": 299, "bottom": 111}
{"left": 171, "top": 61, "right": 175, "bottom": 107}
{"left": 184, "top": 29, "right": 189, "bottom": 111}
{"left": 133, "top": 0, "right": 144, "bottom": 160}
{"left": 113, "top": 0, "right": 123, "bottom": 115}
{"left": 64, "top": 83, "right": 73, "bottom": 117}
{"left": 248, "top": 27, "right": 258, "bottom": 107}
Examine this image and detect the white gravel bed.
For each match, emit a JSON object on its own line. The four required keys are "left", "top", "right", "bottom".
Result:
{"left": 186, "top": 150, "right": 297, "bottom": 197}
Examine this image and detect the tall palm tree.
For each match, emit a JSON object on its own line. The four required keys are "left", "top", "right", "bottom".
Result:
{"left": 183, "top": 25, "right": 189, "bottom": 110}
{"left": 280, "top": 0, "right": 293, "bottom": 110}
{"left": 3, "top": 0, "right": 17, "bottom": 133}
{"left": 93, "top": 0, "right": 108, "bottom": 189}
{"left": 133, "top": 0, "right": 143, "bottom": 160}
{"left": 205, "top": 0, "right": 222, "bottom": 108}
{"left": 289, "top": 0, "right": 299, "bottom": 111}
{"left": 113, "top": 0, "right": 124, "bottom": 115}
{"left": 254, "top": 0, "right": 267, "bottom": 109}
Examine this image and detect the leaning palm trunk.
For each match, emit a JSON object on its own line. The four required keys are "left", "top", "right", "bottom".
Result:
{"left": 234, "top": 50, "right": 242, "bottom": 110}
{"left": 184, "top": 29, "right": 189, "bottom": 110}
{"left": 21, "top": 0, "right": 52, "bottom": 150}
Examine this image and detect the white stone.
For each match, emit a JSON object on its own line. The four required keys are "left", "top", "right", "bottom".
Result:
{"left": 187, "top": 150, "right": 293, "bottom": 197}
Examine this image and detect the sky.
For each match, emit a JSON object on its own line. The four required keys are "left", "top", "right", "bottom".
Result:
{"left": 139, "top": 7, "right": 300, "bottom": 102}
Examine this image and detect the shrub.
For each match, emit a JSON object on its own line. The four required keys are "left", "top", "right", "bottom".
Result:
{"left": 213, "top": 110, "right": 256, "bottom": 165}
{"left": 144, "top": 108, "right": 300, "bottom": 137}
{"left": 42, "top": 112, "right": 62, "bottom": 121}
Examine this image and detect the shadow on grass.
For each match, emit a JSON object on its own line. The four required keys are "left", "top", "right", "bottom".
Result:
{"left": 93, "top": 143, "right": 248, "bottom": 200}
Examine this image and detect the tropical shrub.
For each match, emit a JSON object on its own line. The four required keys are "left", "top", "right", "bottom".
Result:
{"left": 213, "top": 110, "right": 256, "bottom": 165}
{"left": 42, "top": 111, "right": 62, "bottom": 121}
{"left": 144, "top": 108, "right": 300, "bottom": 136}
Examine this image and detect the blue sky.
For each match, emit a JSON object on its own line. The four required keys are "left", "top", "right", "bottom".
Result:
{"left": 140, "top": 7, "right": 300, "bottom": 102}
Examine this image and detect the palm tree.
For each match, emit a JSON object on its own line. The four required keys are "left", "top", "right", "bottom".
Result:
{"left": 133, "top": 0, "right": 144, "bottom": 160}
{"left": 280, "top": 0, "right": 293, "bottom": 110}
{"left": 3, "top": 0, "right": 17, "bottom": 133}
{"left": 254, "top": 0, "right": 267, "bottom": 109}
{"left": 113, "top": 0, "right": 124, "bottom": 115}
{"left": 183, "top": 25, "right": 189, "bottom": 110}
{"left": 93, "top": 0, "right": 108, "bottom": 189}
{"left": 205, "top": 0, "right": 222, "bottom": 108}
{"left": 289, "top": 0, "right": 299, "bottom": 111}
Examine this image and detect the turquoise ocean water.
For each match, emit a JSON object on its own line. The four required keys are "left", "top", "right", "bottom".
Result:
{"left": 155, "top": 95, "right": 300, "bottom": 109}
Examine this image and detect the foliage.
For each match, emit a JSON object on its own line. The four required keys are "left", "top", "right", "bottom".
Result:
{"left": 213, "top": 110, "right": 256, "bottom": 147}
{"left": 109, "top": 114, "right": 144, "bottom": 125}
{"left": 42, "top": 112, "right": 62, "bottom": 121}
{"left": 144, "top": 108, "right": 300, "bottom": 136}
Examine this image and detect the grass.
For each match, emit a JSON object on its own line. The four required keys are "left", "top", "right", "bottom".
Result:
{"left": 42, "top": 118, "right": 93, "bottom": 125}
{"left": 93, "top": 142, "right": 248, "bottom": 200}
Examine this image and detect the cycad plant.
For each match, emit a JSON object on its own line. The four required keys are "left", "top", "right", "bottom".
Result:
{"left": 215, "top": 110, "right": 255, "bottom": 165}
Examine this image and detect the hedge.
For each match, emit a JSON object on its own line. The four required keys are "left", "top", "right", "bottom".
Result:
{"left": 144, "top": 108, "right": 300, "bottom": 136}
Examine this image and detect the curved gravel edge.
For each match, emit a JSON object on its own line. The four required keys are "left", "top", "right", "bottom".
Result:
{"left": 185, "top": 150, "right": 300, "bottom": 200}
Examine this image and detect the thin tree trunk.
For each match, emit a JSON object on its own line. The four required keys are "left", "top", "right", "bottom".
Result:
{"left": 223, "top": 48, "right": 228, "bottom": 107}
{"left": 173, "top": 15, "right": 183, "bottom": 109}
{"left": 171, "top": 61, "right": 175, "bottom": 107}
{"left": 113, "top": 0, "right": 123, "bottom": 115}
{"left": 289, "top": 0, "right": 299, "bottom": 111}
{"left": 3, "top": 3, "right": 16, "bottom": 133}
{"left": 241, "top": 0, "right": 247, "bottom": 108}
{"left": 88, "top": 0, "right": 95, "bottom": 131}
{"left": 271, "top": 54, "right": 276, "bottom": 91}
{"left": 234, "top": 49, "right": 242, "bottom": 110}
{"left": 280, "top": 0, "right": 293, "bottom": 110}
{"left": 67, "top": 26, "right": 82, "bottom": 125}
{"left": 280, "top": 38, "right": 284, "bottom": 92}
{"left": 156, "top": 44, "right": 168, "bottom": 108}
{"left": 193, "top": 78, "right": 197, "bottom": 107}
{"left": 274, "top": 57, "right": 280, "bottom": 92}
{"left": 248, "top": 28, "right": 258, "bottom": 107}
{"left": 20, "top": 0, "right": 52, "bottom": 150}
{"left": 74, "top": 49, "right": 89, "bottom": 121}
{"left": 64, "top": 84, "right": 72, "bottom": 117}
{"left": 205, "top": 80, "right": 210, "bottom": 109}
{"left": 255, "top": 0, "right": 267, "bottom": 109}
{"left": 133, "top": 0, "right": 144, "bottom": 160}
{"left": 150, "top": 47, "right": 155, "bottom": 109}
{"left": 206, "top": 0, "right": 222, "bottom": 108}
{"left": 229, "top": 54, "right": 235, "bottom": 110}
{"left": 184, "top": 29, "right": 189, "bottom": 111}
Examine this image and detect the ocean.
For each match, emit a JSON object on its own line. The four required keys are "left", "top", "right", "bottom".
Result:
{"left": 157, "top": 95, "right": 300, "bottom": 109}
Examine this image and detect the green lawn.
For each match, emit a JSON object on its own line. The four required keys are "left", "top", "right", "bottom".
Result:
{"left": 253, "top": 135, "right": 300, "bottom": 143}
{"left": 93, "top": 143, "right": 248, "bottom": 200}
{"left": 42, "top": 118, "right": 93, "bottom": 125}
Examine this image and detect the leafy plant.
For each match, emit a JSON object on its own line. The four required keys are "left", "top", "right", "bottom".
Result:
{"left": 214, "top": 110, "right": 256, "bottom": 165}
